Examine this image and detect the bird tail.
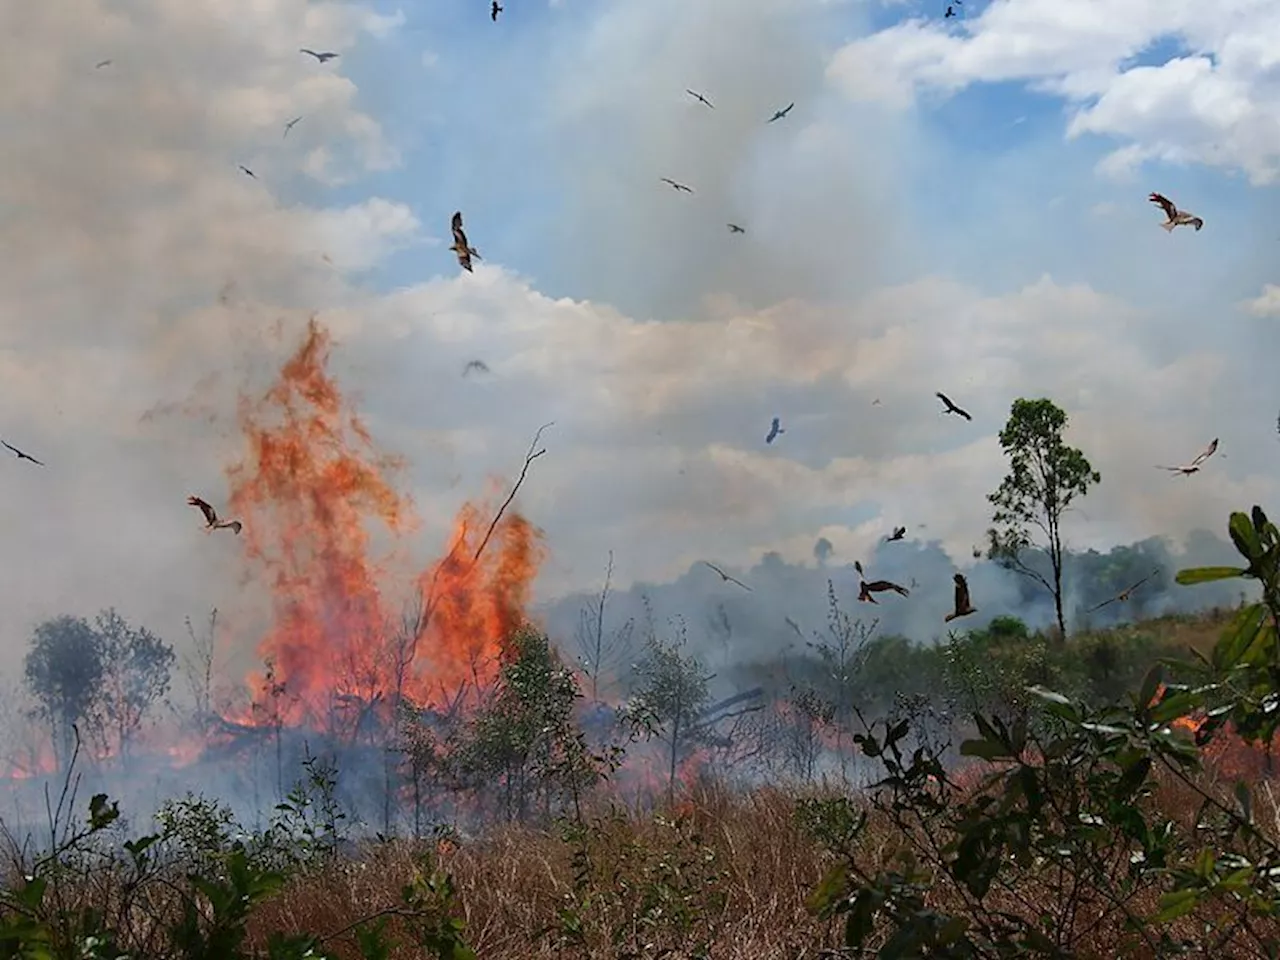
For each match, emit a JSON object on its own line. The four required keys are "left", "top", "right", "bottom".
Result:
{"left": 1160, "top": 221, "right": 1176, "bottom": 232}
{"left": 944, "top": 612, "right": 957, "bottom": 623}
{"left": 470, "top": 248, "right": 482, "bottom": 260}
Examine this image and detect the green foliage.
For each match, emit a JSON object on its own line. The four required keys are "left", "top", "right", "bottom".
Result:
{"left": 987, "top": 398, "right": 1101, "bottom": 643}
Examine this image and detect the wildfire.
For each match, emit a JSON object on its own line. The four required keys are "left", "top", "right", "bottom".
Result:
{"left": 225, "top": 317, "right": 543, "bottom": 731}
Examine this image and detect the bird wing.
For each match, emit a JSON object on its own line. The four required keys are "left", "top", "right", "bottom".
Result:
{"left": 895, "top": 526, "right": 906, "bottom": 538}
{"left": 227, "top": 521, "right": 243, "bottom": 535}
{"left": 300, "top": 48, "right": 317, "bottom": 57}
{"left": 455, "top": 247, "right": 473, "bottom": 271}
{"left": 956, "top": 406, "right": 973, "bottom": 421}
{"left": 187, "top": 496, "right": 217, "bottom": 525}
{"left": 866, "top": 580, "right": 909, "bottom": 596}
{"left": 1191, "top": 437, "right": 1218, "bottom": 467}
{"left": 855, "top": 560, "right": 864, "bottom": 576}
{"left": 936, "top": 391, "right": 954, "bottom": 410}
{"left": 1088, "top": 596, "right": 1120, "bottom": 613}
{"left": 782, "top": 102, "right": 794, "bottom": 115}
{"left": 1149, "top": 192, "right": 1177, "bottom": 220}
{"left": 451, "top": 211, "right": 467, "bottom": 247}
{"left": 1190, "top": 216, "right": 1204, "bottom": 230}
{"left": 955, "top": 575, "right": 970, "bottom": 611}
{"left": 1125, "top": 570, "right": 1158, "bottom": 594}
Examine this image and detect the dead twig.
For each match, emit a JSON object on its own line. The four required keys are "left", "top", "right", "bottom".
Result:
{"left": 470, "top": 421, "right": 554, "bottom": 566}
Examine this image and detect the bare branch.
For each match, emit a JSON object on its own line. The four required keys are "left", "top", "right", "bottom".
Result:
{"left": 472, "top": 421, "right": 554, "bottom": 566}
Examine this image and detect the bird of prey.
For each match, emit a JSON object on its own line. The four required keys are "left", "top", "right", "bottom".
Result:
{"left": 686, "top": 89, "right": 714, "bottom": 109}
{"left": 2, "top": 440, "right": 43, "bottom": 466}
{"left": 1148, "top": 192, "right": 1203, "bottom": 232}
{"left": 283, "top": 116, "right": 303, "bottom": 138}
{"left": 660, "top": 177, "right": 693, "bottom": 193}
{"left": 95, "top": 59, "right": 113, "bottom": 69}
{"left": 1157, "top": 437, "right": 1219, "bottom": 476}
{"left": 300, "top": 49, "right": 339, "bottom": 63}
{"left": 238, "top": 165, "right": 256, "bottom": 179}
{"left": 187, "top": 496, "right": 242, "bottom": 535}
{"left": 1089, "top": 568, "right": 1160, "bottom": 613}
{"left": 854, "top": 561, "right": 909, "bottom": 604}
{"left": 944, "top": 5, "right": 956, "bottom": 16}
{"left": 727, "top": 223, "right": 746, "bottom": 234}
{"left": 936, "top": 391, "right": 972, "bottom": 420}
{"left": 491, "top": 1, "right": 502, "bottom": 20}
{"left": 462, "top": 359, "right": 489, "bottom": 377}
{"left": 768, "top": 102, "right": 795, "bottom": 123}
{"left": 449, "top": 211, "right": 482, "bottom": 273}
{"left": 886, "top": 526, "right": 907, "bottom": 542}
{"left": 945, "top": 573, "right": 977, "bottom": 622}
{"left": 702, "top": 561, "right": 752, "bottom": 592}
{"left": 765, "top": 417, "right": 785, "bottom": 444}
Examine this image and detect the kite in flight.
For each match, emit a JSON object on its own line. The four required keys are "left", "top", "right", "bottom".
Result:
{"left": 886, "top": 526, "right": 907, "bottom": 542}
{"left": 1157, "top": 438, "right": 1218, "bottom": 476}
{"left": 660, "top": 178, "right": 693, "bottom": 193}
{"left": 936, "top": 391, "right": 972, "bottom": 421}
{"left": 462, "top": 359, "right": 489, "bottom": 376}
{"left": 768, "top": 102, "right": 795, "bottom": 123}
{"left": 727, "top": 223, "right": 746, "bottom": 234}
{"left": 1089, "top": 569, "right": 1160, "bottom": 612}
{"left": 300, "top": 49, "right": 339, "bottom": 63}
{"left": 765, "top": 417, "right": 785, "bottom": 444}
{"left": 283, "top": 116, "right": 303, "bottom": 138}
{"left": 945, "top": 573, "right": 977, "bottom": 622}
{"left": 187, "top": 496, "right": 242, "bottom": 535}
{"left": 2, "top": 440, "right": 43, "bottom": 466}
{"left": 449, "top": 211, "right": 482, "bottom": 273}
{"left": 686, "top": 89, "right": 714, "bottom": 108}
{"left": 1149, "top": 192, "right": 1203, "bottom": 232}
{"left": 238, "top": 165, "right": 256, "bottom": 179}
{"left": 702, "top": 561, "right": 752, "bottom": 592}
{"left": 854, "top": 561, "right": 909, "bottom": 603}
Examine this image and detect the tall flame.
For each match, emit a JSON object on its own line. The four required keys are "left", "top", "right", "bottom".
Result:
{"left": 226, "top": 317, "right": 543, "bottom": 730}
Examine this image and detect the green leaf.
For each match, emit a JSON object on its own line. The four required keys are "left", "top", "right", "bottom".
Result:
{"left": 805, "top": 862, "right": 850, "bottom": 917}
{"left": 1138, "top": 665, "right": 1164, "bottom": 712}
{"left": 1154, "top": 889, "right": 1200, "bottom": 923}
{"left": 960, "top": 738, "right": 1013, "bottom": 761}
{"left": 1175, "top": 566, "right": 1248, "bottom": 586}
{"left": 1213, "top": 603, "right": 1268, "bottom": 671}
{"left": 1230, "top": 511, "right": 1264, "bottom": 562}
{"left": 1150, "top": 690, "right": 1206, "bottom": 725}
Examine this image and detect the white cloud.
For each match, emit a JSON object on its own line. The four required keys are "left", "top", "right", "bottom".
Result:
{"left": 1242, "top": 283, "right": 1280, "bottom": 317}
{"left": 826, "top": 0, "right": 1280, "bottom": 182}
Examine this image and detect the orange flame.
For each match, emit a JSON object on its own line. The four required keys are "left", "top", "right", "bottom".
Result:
{"left": 226, "top": 317, "right": 543, "bottom": 730}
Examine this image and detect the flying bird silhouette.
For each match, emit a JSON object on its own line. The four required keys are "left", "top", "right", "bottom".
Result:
{"left": 1089, "top": 569, "right": 1160, "bottom": 612}
{"left": 936, "top": 392, "right": 972, "bottom": 420}
{"left": 944, "top": 5, "right": 957, "bottom": 16}
{"left": 660, "top": 177, "right": 693, "bottom": 193}
{"left": 945, "top": 573, "right": 977, "bottom": 622}
{"left": 2, "top": 440, "right": 43, "bottom": 466}
{"left": 727, "top": 223, "right": 746, "bottom": 234}
{"left": 462, "top": 359, "right": 489, "bottom": 377}
{"left": 702, "top": 561, "right": 752, "bottom": 592}
{"left": 1148, "top": 192, "right": 1203, "bottom": 232}
{"left": 1157, "top": 438, "right": 1218, "bottom": 476}
{"left": 449, "top": 211, "right": 482, "bottom": 273}
{"left": 283, "top": 116, "right": 303, "bottom": 138}
{"left": 238, "top": 165, "right": 256, "bottom": 179}
{"left": 768, "top": 102, "right": 795, "bottom": 123}
{"left": 765, "top": 417, "right": 785, "bottom": 444}
{"left": 300, "top": 49, "right": 339, "bottom": 63}
{"left": 854, "top": 561, "right": 910, "bottom": 603}
{"left": 95, "top": 59, "right": 112, "bottom": 69}
{"left": 187, "top": 496, "right": 242, "bottom": 535}
{"left": 491, "top": 2, "right": 502, "bottom": 20}
{"left": 886, "top": 526, "right": 907, "bottom": 542}
{"left": 686, "top": 89, "right": 714, "bottom": 108}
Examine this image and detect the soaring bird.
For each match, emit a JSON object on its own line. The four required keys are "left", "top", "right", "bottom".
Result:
{"left": 1157, "top": 438, "right": 1218, "bottom": 476}
{"left": 686, "top": 89, "right": 714, "bottom": 108}
{"left": 1148, "top": 192, "right": 1203, "bottom": 232}
{"left": 727, "top": 223, "right": 746, "bottom": 234}
{"left": 283, "top": 115, "right": 303, "bottom": 138}
{"left": 238, "top": 165, "right": 256, "bottom": 179}
{"left": 1089, "top": 569, "right": 1160, "bottom": 613}
{"left": 491, "top": 2, "right": 502, "bottom": 21}
{"left": 462, "top": 359, "right": 489, "bottom": 376}
{"left": 765, "top": 417, "right": 785, "bottom": 444}
{"left": 300, "top": 49, "right": 339, "bottom": 63}
{"left": 945, "top": 573, "right": 977, "bottom": 622}
{"left": 854, "top": 561, "right": 910, "bottom": 603}
{"left": 660, "top": 177, "right": 693, "bottom": 193}
{"left": 702, "top": 561, "right": 752, "bottom": 592}
{"left": 187, "top": 496, "right": 242, "bottom": 535}
{"left": 2, "top": 440, "right": 43, "bottom": 466}
{"left": 768, "top": 102, "right": 795, "bottom": 123}
{"left": 944, "top": 5, "right": 956, "bottom": 16}
{"left": 886, "top": 526, "right": 907, "bottom": 542}
{"left": 936, "top": 391, "right": 972, "bottom": 420}
{"left": 95, "top": 59, "right": 112, "bottom": 69}
{"left": 449, "top": 211, "right": 482, "bottom": 273}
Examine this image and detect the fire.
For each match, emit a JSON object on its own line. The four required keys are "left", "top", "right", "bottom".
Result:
{"left": 226, "top": 317, "right": 543, "bottom": 730}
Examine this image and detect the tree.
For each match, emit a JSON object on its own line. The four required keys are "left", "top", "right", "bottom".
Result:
{"left": 24, "top": 615, "right": 104, "bottom": 770}
{"left": 986, "top": 398, "right": 1100, "bottom": 644}
{"left": 92, "top": 608, "right": 175, "bottom": 764}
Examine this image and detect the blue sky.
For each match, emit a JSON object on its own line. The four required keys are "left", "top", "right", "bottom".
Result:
{"left": 2, "top": 0, "right": 1280, "bottom": 678}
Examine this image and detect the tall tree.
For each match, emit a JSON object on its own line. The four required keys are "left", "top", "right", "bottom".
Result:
{"left": 93, "top": 607, "right": 175, "bottom": 763}
{"left": 986, "top": 398, "right": 1100, "bottom": 644}
{"left": 24, "top": 615, "right": 104, "bottom": 769}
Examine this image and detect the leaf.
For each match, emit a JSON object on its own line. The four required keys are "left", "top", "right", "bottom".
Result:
{"left": 1150, "top": 690, "right": 1206, "bottom": 725}
{"left": 1230, "top": 512, "right": 1265, "bottom": 563}
{"left": 960, "top": 738, "right": 1013, "bottom": 761}
{"left": 1235, "top": 781, "right": 1253, "bottom": 825}
{"left": 1154, "top": 889, "right": 1200, "bottom": 923}
{"left": 1213, "top": 603, "right": 1268, "bottom": 671}
{"left": 1138, "top": 665, "right": 1164, "bottom": 713}
{"left": 805, "top": 862, "right": 850, "bottom": 917}
{"left": 1175, "top": 566, "right": 1247, "bottom": 586}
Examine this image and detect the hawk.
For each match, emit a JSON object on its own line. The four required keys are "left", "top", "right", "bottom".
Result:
{"left": 1148, "top": 192, "right": 1203, "bottom": 232}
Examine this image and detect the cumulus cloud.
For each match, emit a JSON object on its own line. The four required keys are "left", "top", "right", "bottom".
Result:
{"left": 1242, "top": 283, "right": 1280, "bottom": 317}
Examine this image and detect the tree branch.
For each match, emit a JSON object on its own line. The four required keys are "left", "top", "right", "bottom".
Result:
{"left": 471, "top": 421, "right": 554, "bottom": 567}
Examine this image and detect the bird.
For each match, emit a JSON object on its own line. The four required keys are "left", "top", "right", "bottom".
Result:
{"left": 491, "top": 1, "right": 502, "bottom": 21}
{"left": 768, "top": 103, "right": 795, "bottom": 123}
{"left": 449, "top": 211, "right": 482, "bottom": 273}
{"left": 945, "top": 573, "right": 977, "bottom": 622}
{"left": 2, "top": 440, "right": 43, "bottom": 466}
{"left": 886, "top": 526, "right": 907, "bottom": 542}
{"left": 1148, "top": 192, "right": 1203, "bottom": 232}
{"left": 944, "top": 5, "right": 956, "bottom": 16}
{"left": 238, "top": 165, "right": 256, "bottom": 179}
{"left": 1089, "top": 569, "right": 1160, "bottom": 613}
{"left": 1157, "top": 438, "right": 1219, "bottom": 476}
{"left": 187, "top": 496, "right": 242, "bottom": 535}
{"left": 283, "top": 116, "right": 303, "bottom": 138}
{"left": 765, "top": 417, "right": 785, "bottom": 444}
{"left": 300, "top": 49, "right": 339, "bottom": 63}
{"left": 702, "top": 561, "right": 752, "bottom": 592}
{"left": 660, "top": 178, "right": 693, "bottom": 193}
{"left": 854, "top": 561, "right": 909, "bottom": 603}
{"left": 936, "top": 391, "right": 972, "bottom": 420}
{"left": 727, "top": 223, "right": 746, "bottom": 234}
{"left": 686, "top": 89, "right": 714, "bottom": 109}
{"left": 462, "top": 359, "right": 489, "bottom": 377}
{"left": 95, "top": 59, "right": 112, "bottom": 69}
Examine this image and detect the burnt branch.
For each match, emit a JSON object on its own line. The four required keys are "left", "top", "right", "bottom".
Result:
{"left": 470, "top": 420, "right": 554, "bottom": 566}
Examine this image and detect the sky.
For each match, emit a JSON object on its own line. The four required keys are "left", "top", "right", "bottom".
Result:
{"left": 2, "top": 0, "right": 1280, "bottom": 680}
